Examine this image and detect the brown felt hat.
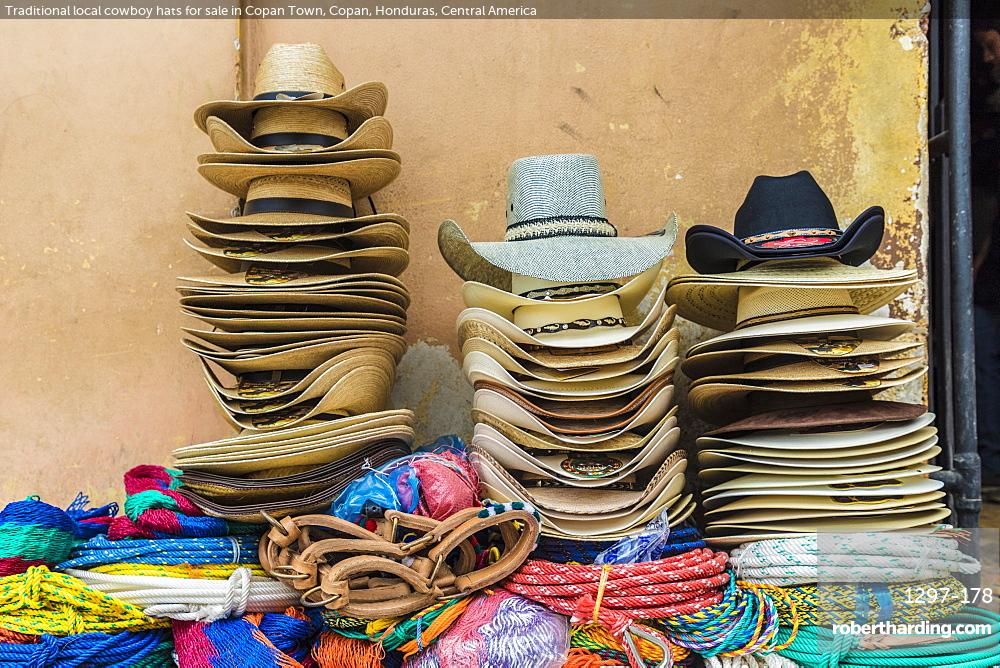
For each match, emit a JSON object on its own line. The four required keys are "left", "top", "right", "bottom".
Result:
{"left": 705, "top": 400, "right": 929, "bottom": 437}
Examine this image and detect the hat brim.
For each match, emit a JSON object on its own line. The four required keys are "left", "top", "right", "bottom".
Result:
{"left": 686, "top": 313, "right": 914, "bottom": 357}
{"left": 667, "top": 268, "right": 917, "bottom": 332}
{"left": 183, "top": 334, "right": 406, "bottom": 374}
{"left": 205, "top": 115, "right": 393, "bottom": 154}
{"left": 703, "top": 400, "right": 928, "bottom": 437}
{"left": 682, "top": 338, "right": 923, "bottom": 380}
{"left": 685, "top": 206, "right": 886, "bottom": 274}
{"left": 196, "top": 148, "right": 400, "bottom": 165}
{"left": 193, "top": 82, "right": 389, "bottom": 132}
{"left": 689, "top": 354, "right": 922, "bottom": 385}
{"left": 184, "top": 238, "right": 409, "bottom": 277}
{"left": 470, "top": 418, "right": 679, "bottom": 486}
{"left": 178, "top": 271, "right": 408, "bottom": 293}
{"left": 197, "top": 157, "right": 400, "bottom": 200}
{"left": 688, "top": 367, "right": 927, "bottom": 423}
{"left": 186, "top": 209, "right": 409, "bottom": 231}
{"left": 438, "top": 214, "right": 678, "bottom": 286}
{"left": 461, "top": 263, "right": 661, "bottom": 317}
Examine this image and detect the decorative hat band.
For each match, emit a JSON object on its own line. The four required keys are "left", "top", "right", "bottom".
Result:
{"left": 503, "top": 216, "right": 617, "bottom": 242}
{"left": 741, "top": 228, "right": 841, "bottom": 249}
{"left": 735, "top": 286, "right": 860, "bottom": 330}
{"left": 252, "top": 90, "right": 334, "bottom": 101}
{"left": 243, "top": 175, "right": 355, "bottom": 219}
{"left": 512, "top": 293, "right": 624, "bottom": 337}
{"left": 251, "top": 106, "right": 348, "bottom": 149}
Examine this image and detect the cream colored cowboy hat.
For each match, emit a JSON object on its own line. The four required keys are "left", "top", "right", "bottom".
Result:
{"left": 199, "top": 156, "right": 399, "bottom": 200}
{"left": 179, "top": 292, "right": 408, "bottom": 319}
{"left": 686, "top": 313, "right": 914, "bottom": 357}
{"left": 183, "top": 333, "right": 406, "bottom": 374}
{"left": 666, "top": 261, "right": 917, "bottom": 331}
{"left": 182, "top": 327, "right": 402, "bottom": 351}
{"left": 456, "top": 285, "right": 669, "bottom": 350}
{"left": 470, "top": 419, "right": 679, "bottom": 487}
{"left": 462, "top": 263, "right": 661, "bottom": 318}
{"left": 464, "top": 349, "right": 678, "bottom": 401}
{"left": 473, "top": 407, "right": 672, "bottom": 453}
{"left": 703, "top": 463, "right": 940, "bottom": 498}
{"left": 178, "top": 269, "right": 409, "bottom": 294}
{"left": 688, "top": 367, "right": 927, "bottom": 424}
{"left": 204, "top": 114, "right": 393, "bottom": 155}
{"left": 699, "top": 443, "right": 941, "bottom": 485}
{"left": 681, "top": 336, "right": 922, "bottom": 380}
{"left": 458, "top": 304, "right": 677, "bottom": 372}
{"left": 706, "top": 489, "right": 946, "bottom": 517}
{"left": 697, "top": 425, "right": 937, "bottom": 463}
{"left": 194, "top": 43, "right": 387, "bottom": 134}
{"left": 473, "top": 386, "right": 676, "bottom": 445}
{"left": 472, "top": 379, "right": 674, "bottom": 435}
{"left": 704, "top": 508, "right": 952, "bottom": 538}
{"left": 439, "top": 154, "right": 677, "bottom": 288}
{"left": 184, "top": 238, "right": 410, "bottom": 277}
{"left": 689, "top": 354, "right": 922, "bottom": 386}
{"left": 177, "top": 424, "right": 415, "bottom": 476}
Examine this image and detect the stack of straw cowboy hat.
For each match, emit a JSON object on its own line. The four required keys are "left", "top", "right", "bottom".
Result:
{"left": 439, "top": 153, "right": 696, "bottom": 541}
{"left": 666, "top": 171, "right": 948, "bottom": 545}
{"left": 175, "top": 43, "right": 413, "bottom": 520}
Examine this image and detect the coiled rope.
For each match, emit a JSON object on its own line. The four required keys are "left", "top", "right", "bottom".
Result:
{"left": 64, "top": 567, "right": 300, "bottom": 622}
{"left": 730, "top": 534, "right": 980, "bottom": 586}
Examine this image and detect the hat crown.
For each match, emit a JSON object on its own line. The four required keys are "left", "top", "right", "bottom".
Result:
{"left": 504, "top": 154, "right": 617, "bottom": 240}
{"left": 253, "top": 43, "right": 346, "bottom": 98}
{"left": 734, "top": 171, "right": 840, "bottom": 240}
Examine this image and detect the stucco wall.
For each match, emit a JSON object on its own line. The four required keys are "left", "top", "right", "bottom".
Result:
{"left": 0, "top": 13, "right": 929, "bottom": 504}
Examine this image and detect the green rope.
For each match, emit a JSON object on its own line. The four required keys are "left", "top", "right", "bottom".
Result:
{"left": 775, "top": 606, "right": 1000, "bottom": 667}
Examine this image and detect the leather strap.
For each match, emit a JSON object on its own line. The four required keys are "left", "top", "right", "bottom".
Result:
{"left": 427, "top": 508, "right": 540, "bottom": 593}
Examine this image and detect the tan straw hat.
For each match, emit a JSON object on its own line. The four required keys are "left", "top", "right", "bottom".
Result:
{"left": 682, "top": 336, "right": 922, "bottom": 380}
{"left": 205, "top": 114, "right": 393, "bottom": 155}
{"left": 194, "top": 43, "right": 388, "bottom": 132}
{"left": 183, "top": 333, "right": 406, "bottom": 374}
{"left": 689, "top": 354, "right": 922, "bottom": 386}
{"left": 686, "top": 313, "right": 914, "bottom": 357}
{"left": 688, "top": 368, "right": 928, "bottom": 424}
{"left": 198, "top": 157, "right": 399, "bottom": 200}
{"left": 184, "top": 237, "right": 409, "bottom": 276}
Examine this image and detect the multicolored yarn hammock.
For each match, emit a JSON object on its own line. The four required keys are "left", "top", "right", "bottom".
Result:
{"left": 0, "top": 628, "right": 173, "bottom": 667}
{"left": 107, "top": 465, "right": 254, "bottom": 540}
{"left": 0, "top": 494, "right": 117, "bottom": 575}
{"left": 320, "top": 596, "right": 471, "bottom": 655}
{"left": 173, "top": 606, "right": 320, "bottom": 668}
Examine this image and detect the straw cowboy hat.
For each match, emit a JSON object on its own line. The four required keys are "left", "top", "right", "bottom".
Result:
{"left": 457, "top": 304, "right": 677, "bottom": 371}
{"left": 685, "top": 312, "right": 915, "bottom": 357}
{"left": 184, "top": 237, "right": 409, "bottom": 276}
{"left": 455, "top": 285, "right": 670, "bottom": 350}
{"left": 198, "top": 156, "right": 400, "bottom": 200}
{"left": 438, "top": 154, "right": 678, "bottom": 287}
{"left": 681, "top": 336, "right": 922, "bottom": 380}
{"left": 471, "top": 420, "right": 679, "bottom": 484}
{"left": 178, "top": 269, "right": 409, "bottom": 294}
{"left": 685, "top": 171, "right": 886, "bottom": 274}
{"left": 187, "top": 173, "right": 407, "bottom": 230}
{"left": 688, "top": 367, "right": 927, "bottom": 424}
{"left": 204, "top": 115, "right": 393, "bottom": 156}
{"left": 194, "top": 43, "right": 388, "bottom": 141}
{"left": 183, "top": 333, "right": 406, "bottom": 374}
{"left": 688, "top": 354, "right": 922, "bottom": 386}
{"left": 666, "top": 261, "right": 917, "bottom": 332}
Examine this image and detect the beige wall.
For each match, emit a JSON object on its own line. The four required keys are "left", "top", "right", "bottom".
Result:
{"left": 1, "top": 13, "right": 929, "bottom": 504}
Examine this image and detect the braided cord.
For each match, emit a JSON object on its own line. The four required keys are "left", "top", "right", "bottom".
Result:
{"left": 0, "top": 628, "right": 172, "bottom": 667}
{"left": 88, "top": 562, "right": 268, "bottom": 578}
{"left": 775, "top": 607, "right": 1000, "bottom": 667}
{"left": 57, "top": 535, "right": 259, "bottom": 570}
{"left": 0, "top": 566, "right": 166, "bottom": 635}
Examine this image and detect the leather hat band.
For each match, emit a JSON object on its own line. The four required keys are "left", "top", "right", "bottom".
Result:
{"left": 243, "top": 197, "right": 355, "bottom": 219}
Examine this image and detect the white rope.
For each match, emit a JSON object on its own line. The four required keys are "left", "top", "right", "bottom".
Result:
{"left": 730, "top": 533, "right": 980, "bottom": 586}
{"left": 704, "top": 653, "right": 800, "bottom": 668}
{"left": 64, "top": 567, "right": 299, "bottom": 622}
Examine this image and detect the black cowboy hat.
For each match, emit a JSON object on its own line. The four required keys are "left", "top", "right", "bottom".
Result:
{"left": 685, "top": 171, "right": 885, "bottom": 274}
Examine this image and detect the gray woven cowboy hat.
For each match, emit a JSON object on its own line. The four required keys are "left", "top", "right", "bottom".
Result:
{"left": 438, "top": 154, "right": 678, "bottom": 288}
